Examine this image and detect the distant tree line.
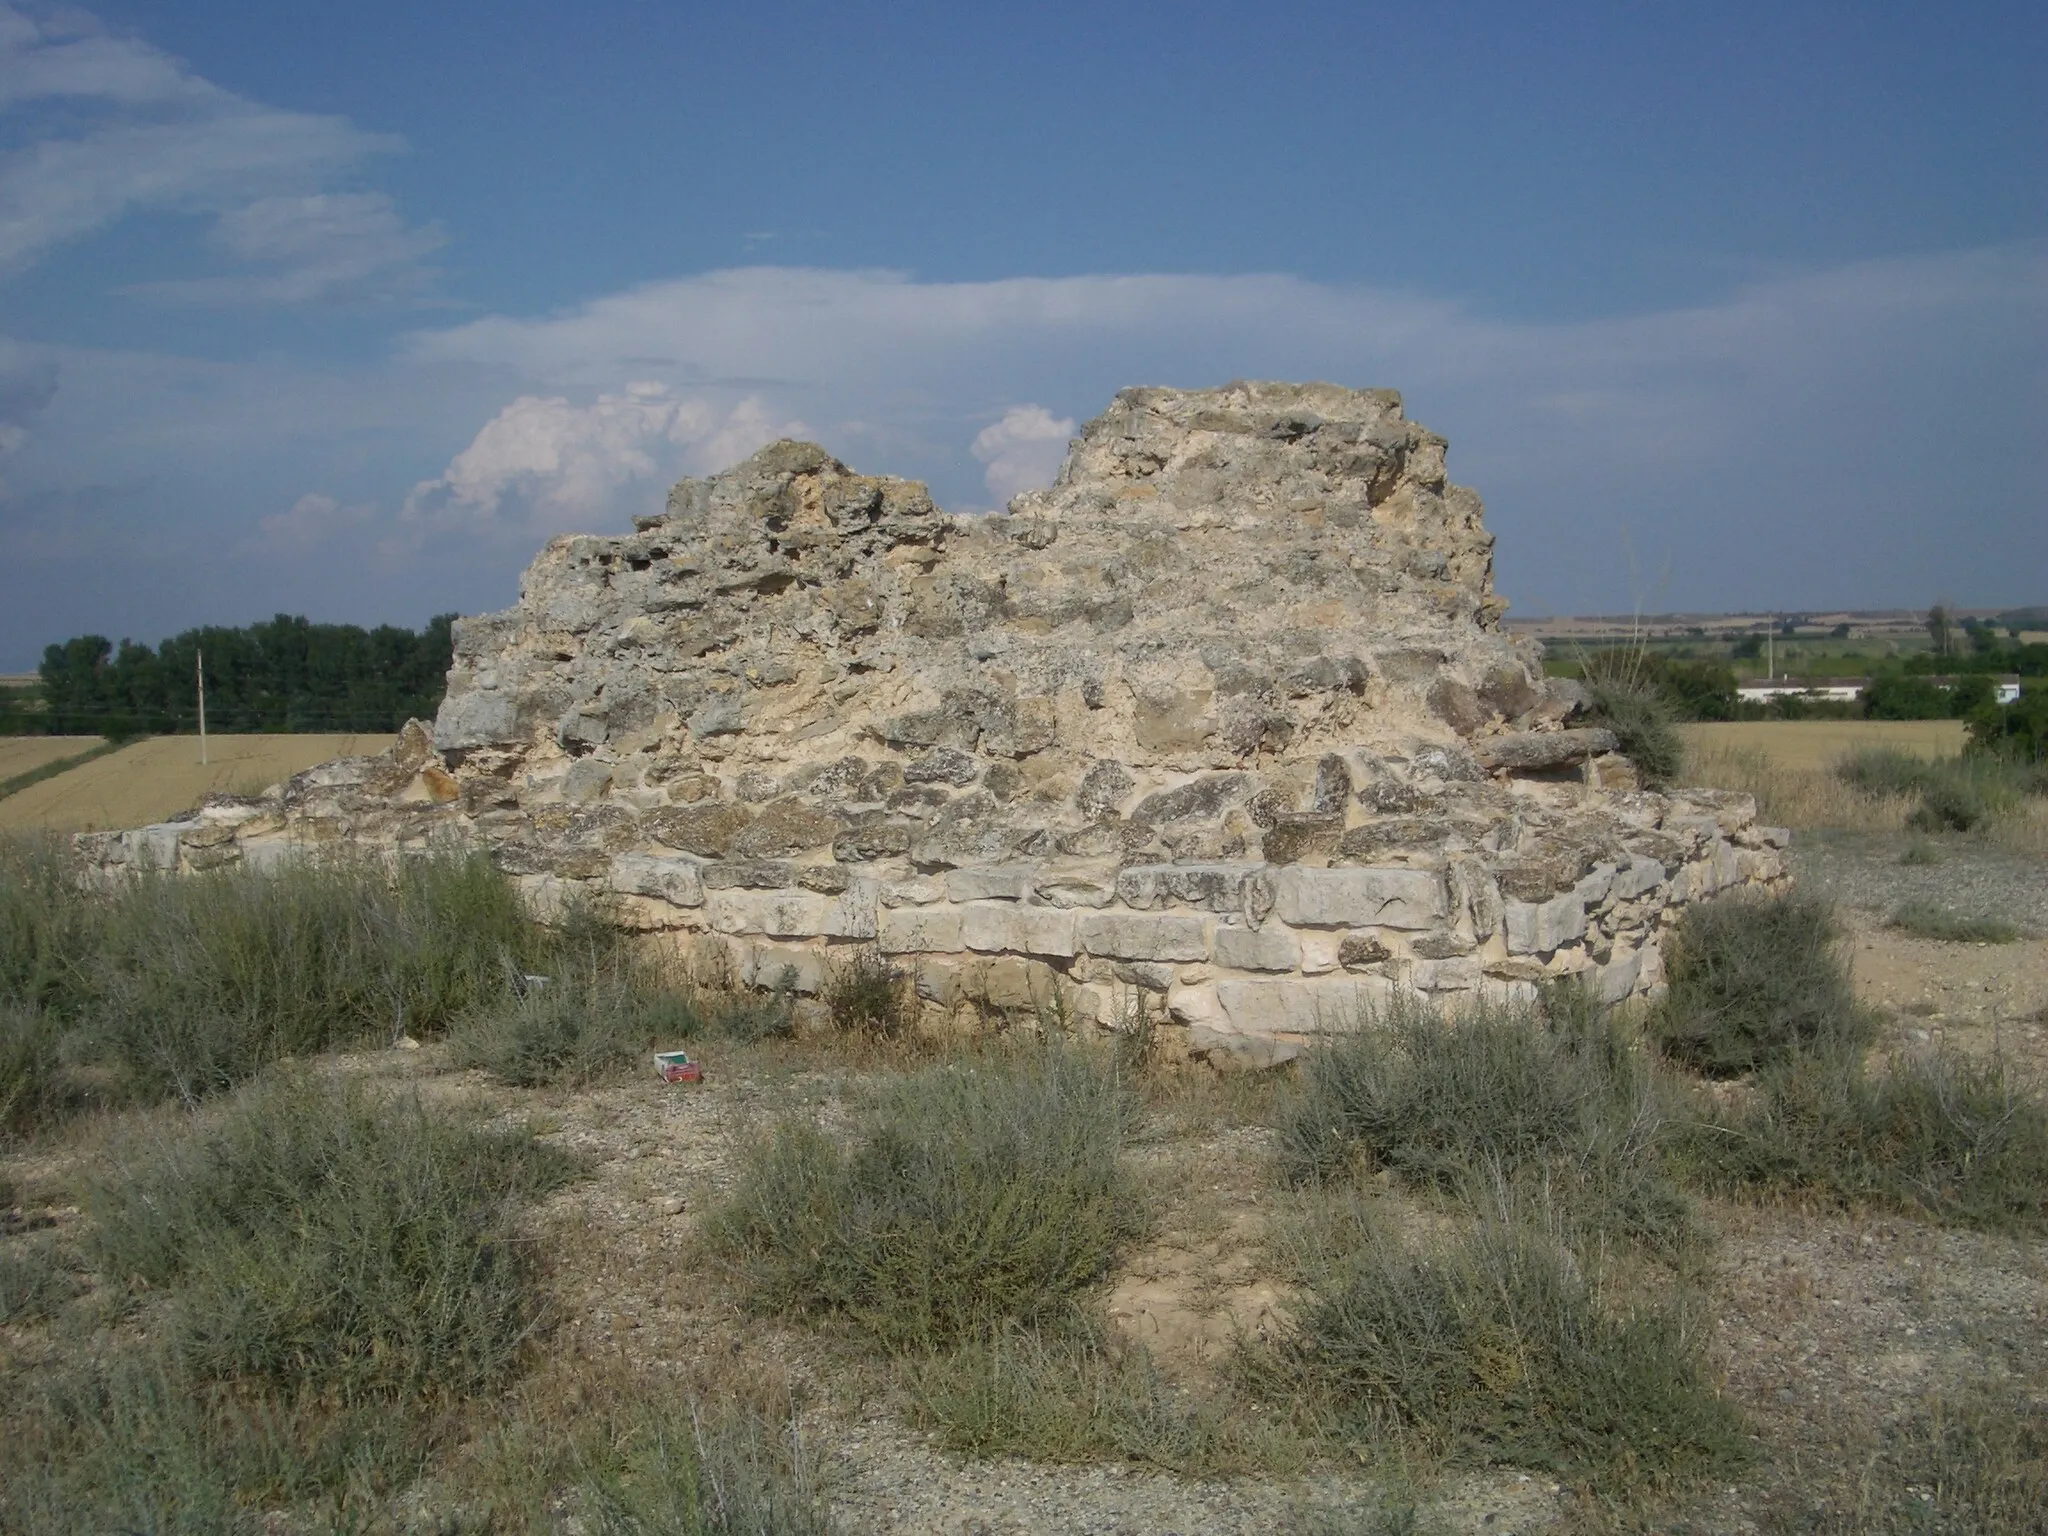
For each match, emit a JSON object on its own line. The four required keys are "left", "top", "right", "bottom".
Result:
{"left": 7, "top": 614, "right": 456, "bottom": 736}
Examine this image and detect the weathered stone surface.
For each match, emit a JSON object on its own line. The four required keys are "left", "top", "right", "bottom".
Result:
{"left": 1504, "top": 893, "right": 1589, "bottom": 955}
{"left": 81, "top": 383, "right": 1780, "bottom": 1049}
{"left": 960, "top": 901, "right": 1078, "bottom": 958}
{"left": 1274, "top": 867, "right": 1446, "bottom": 929}
{"left": 607, "top": 852, "right": 705, "bottom": 907}
{"left": 1474, "top": 728, "right": 1619, "bottom": 773}
{"left": 1076, "top": 911, "right": 1211, "bottom": 963}
{"left": 1213, "top": 924, "right": 1300, "bottom": 972}
{"left": 1216, "top": 976, "right": 1394, "bottom": 1034}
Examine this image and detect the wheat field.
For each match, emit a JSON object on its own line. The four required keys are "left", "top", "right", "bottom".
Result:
{"left": 0, "top": 733, "right": 394, "bottom": 833}
{"left": 1680, "top": 720, "right": 1966, "bottom": 773}
{"left": 0, "top": 736, "right": 107, "bottom": 783}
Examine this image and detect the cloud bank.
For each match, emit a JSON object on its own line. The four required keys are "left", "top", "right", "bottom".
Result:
{"left": 2, "top": 243, "right": 2043, "bottom": 662}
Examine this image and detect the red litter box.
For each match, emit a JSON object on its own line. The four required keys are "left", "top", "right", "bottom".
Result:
{"left": 654, "top": 1050, "right": 702, "bottom": 1083}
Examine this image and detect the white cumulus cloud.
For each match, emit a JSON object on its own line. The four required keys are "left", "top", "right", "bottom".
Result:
{"left": 972, "top": 404, "right": 1075, "bottom": 505}
{"left": 400, "top": 383, "right": 806, "bottom": 541}
{"left": 246, "top": 492, "right": 377, "bottom": 553}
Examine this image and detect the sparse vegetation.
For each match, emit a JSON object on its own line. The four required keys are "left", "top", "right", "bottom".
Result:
{"left": 1676, "top": 1046, "right": 2048, "bottom": 1233}
{"left": 1889, "top": 901, "right": 2024, "bottom": 944}
{"left": 908, "top": 1315, "right": 1295, "bottom": 1474}
{"left": 707, "top": 1043, "right": 1143, "bottom": 1349}
{"left": 1274, "top": 988, "right": 1695, "bottom": 1255}
{"left": 1, "top": 838, "right": 573, "bottom": 1129}
{"left": 453, "top": 946, "right": 790, "bottom": 1087}
{"left": 1253, "top": 1191, "right": 1746, "bottom": 1492}
{"left": 1650, "top": 890, "right": 1873, "bottom": 1077}
{"left": 3, "top": 1070, "right": 579, "bottom": 1528}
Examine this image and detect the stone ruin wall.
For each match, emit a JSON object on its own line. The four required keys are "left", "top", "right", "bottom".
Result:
{"left": 77, "top": 383, "right": 1789, "bottom": 1064}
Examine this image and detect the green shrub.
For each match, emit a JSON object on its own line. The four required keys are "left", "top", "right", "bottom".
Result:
{"left": 707, "top": 1044, "right": 1143, "bottom": 1349}
{"left": 1578, "top": 649, "right": 1684, "bottom": 785}
{"left": 1676, "top": 1047, "right": 2048, "bottom": 1232}
{"left": 1275, "top": 990, "right": 1694, "bottom": 1255}
{"left": 1259, "top": 1195, "right": 1744, "bottom": 1489}
{"left": 87, "top": 1071, "right": 577, "bottom": 1400}
{"left": 1888, "top": 902, "right": 2023, "bottom": 944}
{"left": 822, "top": 945, "right": 913, "bottom": 1037}
{"left": 1908, "top": 777, "right": 1988, "bottom": 832}
{"left": 0, "top": 844, "right": 589, "bottom": 1123}
{"left": 452, "top": 948, "right": 781, "bottom": 1087}
{"left": 1651, "top": 890, "right": 1871, "bottom": 1077}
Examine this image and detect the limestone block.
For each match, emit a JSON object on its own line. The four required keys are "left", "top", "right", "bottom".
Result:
{"left": 1216, "top": 975, "right": 1395, "bottom": 1035}
{"left": 1412, "top": 956, "right": 1482, "bottom": 992}
{"left": 1474, "top": 728, "right": 1618, "bottom": 773}
{"left": 882, "top": 874, "right": 947, "bottom": 905}
{"left": 1076, "top": 911, "right": 1211, "bottom": 962}
{"left": 1610, "top": 853, "right": 1666, "bottom": 903}
{"left": 706, "top": 889, "right": 843, "bottom": 938}
{"left": 1597, "top": 945, "right": 1643, "bottom": 1004}
{"left": 1033, "top": 863, "right": 1119, "bottom": 908}
{"left": 1573, "top": 864, "right": 1617, "bottom": 908}
{"left": 1186, "top": 1023, "right": 1307, "bottom": 1070}
{"left": 1114, "top": 863, "right": 1258, "bottom": 912}
{"left": 1274, "top": 866, "right": 1445, "bottom": 929}
{"left": 1166, "top": 981, "right": 1225, "bottom": 1029}
{"left": 1212, "top": 924, "right": 1299, "bottom": 972}
{"left": 1299, "top": 931, "right": 1342, "bottom": 974}
{"left": 960, "top": 901, "right": 1077, "bottom": 957}
{"left": 947, "top": 863, "right": 1038, "bottom": 902}
{"left": 745, "top": 943, "right": 825, "bottom": 994}
{"left": 130, "top": 824, "right": 184, "bottom": 870}
{"left": 879, "top": 905, "right": 964, "bottom": 954}
{"left": 984, "top": 956, "right": 1058, "bottom": 1009}
{"left": 1504, "top": 894, "right": 1588, "bottom": 955}
{"left": 607, "top": 852, "right": 706, "bottom": 907}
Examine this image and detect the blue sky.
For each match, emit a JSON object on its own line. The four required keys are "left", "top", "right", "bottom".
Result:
{"left": 1, "top": 0, "right": 2043, "bottom": 667}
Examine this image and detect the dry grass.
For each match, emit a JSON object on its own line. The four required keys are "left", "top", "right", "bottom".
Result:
{"left": 0, "top": 733, "right": 394, "bottom": 832}
{"left": 1684, "top": 741, "right": 1916, "bottom": 832}
{"left": 1681, "top": 721, "right": 1967, "bottom": 774}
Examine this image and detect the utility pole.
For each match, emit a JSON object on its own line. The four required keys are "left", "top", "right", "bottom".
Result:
{"left": 1766, "top": 621, "right": 1774, "bottom": 682}
{"left": 197, "top": 647, "right": 208, "bottom": 766}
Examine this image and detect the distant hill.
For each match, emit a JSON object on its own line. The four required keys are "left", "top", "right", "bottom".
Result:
{"left": 1996, "top": 606, "right": 2048, "bottom": 630}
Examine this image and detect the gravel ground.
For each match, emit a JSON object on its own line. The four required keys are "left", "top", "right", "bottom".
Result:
{"left": 1791, "top": 828, "right": 2048, "bottom": 932}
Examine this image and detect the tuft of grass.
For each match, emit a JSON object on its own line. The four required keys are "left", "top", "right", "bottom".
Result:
{"left": 1578, "top": 648, "right": 1684, "bottom": 786}
{"left": 707, "top": 1044, "right": 1144, "bottom": 1350}
{"left": 569, "top": 1395, "right": 833, "bottom": 1536}
{"left": 1836, "top": 748, "right": 2046, "bottom": 837}
{"left": 1888, "top": 901, "right": 2024, "bottom": 944}
{"left": 0, "top": 1237, "right": 80, "bottom": 1325}
{"left": 86, "top": 1070, "right": 578, "bottom": 1401}
{"left": 1650, "top": 890, "right": 1872, "bottom": 1078}
{"left": 1275, "top": 989, "right": 1696, "bottom": 1256}
{"left": 906, "top": 1315, "right": 1299, "bottom": 1474}
{"left": 1675, "top": 1046, "right": 2048, "bottom": 1233}
{"left": 453, "top": 948, "right": 788, "bottom": 1088}
{"left": 1897, "top": 839, "right": 1943, "bottom": 866}
{"left": 822, "top": 945, "right": 914, "bottom": 1037}
{"left": 1254, "top": 1191, "right": 1745, "bottom": 1491}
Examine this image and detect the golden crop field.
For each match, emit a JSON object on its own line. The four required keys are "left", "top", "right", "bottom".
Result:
{"left": 1680, "top": 719, "right": 1966, "bottom": 773}
{"left": 0, "top": 734, "right": 395, "bottom": 833}
{"left": 0, "top": 736, "right": 106, "bottom": 783}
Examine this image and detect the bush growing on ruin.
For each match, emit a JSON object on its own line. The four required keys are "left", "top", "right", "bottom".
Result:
{"left": 1576, "top": 647, "right": 1685, "bottom": 785}
{"left": 1650, "top": 890, "right": 1871, "bottom": 1077}
{"left": 706, "top": 1044, "right": 1143, "bottom": 1349}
